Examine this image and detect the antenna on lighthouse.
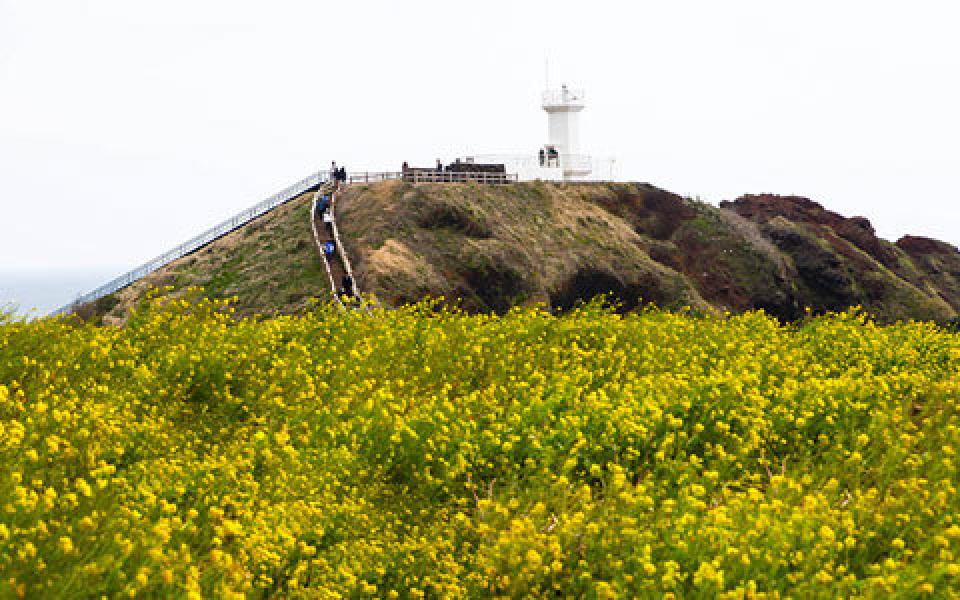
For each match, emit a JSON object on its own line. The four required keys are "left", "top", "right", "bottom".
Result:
{"left": 544, "top": 55, "right": 550, "bottom": 90}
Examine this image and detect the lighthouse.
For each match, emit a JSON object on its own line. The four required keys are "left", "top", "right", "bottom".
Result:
{"left": 460, "top": 82, "right": 613, "bottom": 182}
{"left": 541, "top": 84, "right": 591, "bottom": 180}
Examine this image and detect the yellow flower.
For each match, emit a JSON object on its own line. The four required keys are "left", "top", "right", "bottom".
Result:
{"left": 76, "top": 478, "right": 93, "bottom": 498}
{"left": 525, "top": 549, "right": 542, "bottom": 568}
{"left": 58, "top": 537, "right": 74, "bottom": 554}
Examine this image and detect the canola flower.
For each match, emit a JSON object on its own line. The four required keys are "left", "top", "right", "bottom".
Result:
{"left": 0, "top": 288, "right": 958, "bottom": 598}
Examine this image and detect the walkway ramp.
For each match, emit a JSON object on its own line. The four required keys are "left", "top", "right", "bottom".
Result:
{"left": 53, "top": 170, "right": 331, "bottom": 316}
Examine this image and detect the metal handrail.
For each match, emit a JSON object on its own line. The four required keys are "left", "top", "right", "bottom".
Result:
{"left": 345, "top": 171, "right": 518, "bottom": 185}
{"left": 559, "top": 154, "right": 592, "bottom": 172}
{"left": 51, "top": 169, "right": 331, "bottom": 316}
{"left": 404, "top": 171, "right": 517, "bottom": 184}
{"left": 467, "top": 152, "right": 595, "bottom": 170}
{"left": 345, "top": 171, "right": 402, "bottom": 184}
{"left": 328, "top": 182, "right": 371, "bottom": 313}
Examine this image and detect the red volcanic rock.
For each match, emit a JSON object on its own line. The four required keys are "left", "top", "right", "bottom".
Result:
{"left": 721, "top": 194, "right": 895, "bottom": 267}
{"left": 721, "top": 194, "right": 960, "bottom": 318}
{"left": 849, "top": 216, "right": 875, "bottom": 235}
{"left": 897, "top": 235, "right": 959, "bottom": 256}
{"left": 720, "top": 194, "right": 873, "bottom": 232}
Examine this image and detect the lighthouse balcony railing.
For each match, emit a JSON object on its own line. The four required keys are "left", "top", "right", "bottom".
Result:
{"left": 541, "top": 89, "right": 585, "bottom": 107}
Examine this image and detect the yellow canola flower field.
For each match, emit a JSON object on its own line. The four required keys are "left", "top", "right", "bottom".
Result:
{"left": 1, "top": 291, "right": 959, "bottom": 598}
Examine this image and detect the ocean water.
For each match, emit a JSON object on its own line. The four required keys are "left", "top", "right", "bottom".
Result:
{"left": 0, "top": 268, "right": 126, "bottom": 319}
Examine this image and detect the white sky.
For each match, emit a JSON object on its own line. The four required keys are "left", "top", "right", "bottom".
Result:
{"left": 1, "top": 0, "right": 958, "bottom": 273}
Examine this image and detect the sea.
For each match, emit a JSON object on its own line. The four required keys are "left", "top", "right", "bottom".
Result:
{"left": 0, "top": 267, "right": 126, "bottom": 320}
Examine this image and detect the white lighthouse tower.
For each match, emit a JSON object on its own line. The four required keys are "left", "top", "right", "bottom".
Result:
{"left": 460, "top": 82, "right": 614, "bottom": 182}
{"left": 541, "top": 84, "right": 591, "bottom": 180}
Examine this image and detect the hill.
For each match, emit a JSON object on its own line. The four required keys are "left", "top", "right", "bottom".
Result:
{"left": 88, "top": 181, "right": 960, "bottom": 323}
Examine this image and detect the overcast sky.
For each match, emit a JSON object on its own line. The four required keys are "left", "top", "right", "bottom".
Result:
{"left": 2, "top": 0, "right": 958, "bottom": 280}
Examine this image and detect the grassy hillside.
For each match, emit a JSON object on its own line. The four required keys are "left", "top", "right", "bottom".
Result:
{"left": 337, "top": 181, "right": 708, "bottom": 314}
{"left": 3, "top": 297, "right": 960, "bottom": 597}
{"left": 338, "top": 181, "right": 958, "bottom": 322}
{"left": 91, "top": 181, "right": 960, "bottom": 324}
{"left": 89, "top": 191, "right": 327, "bottom": 324}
